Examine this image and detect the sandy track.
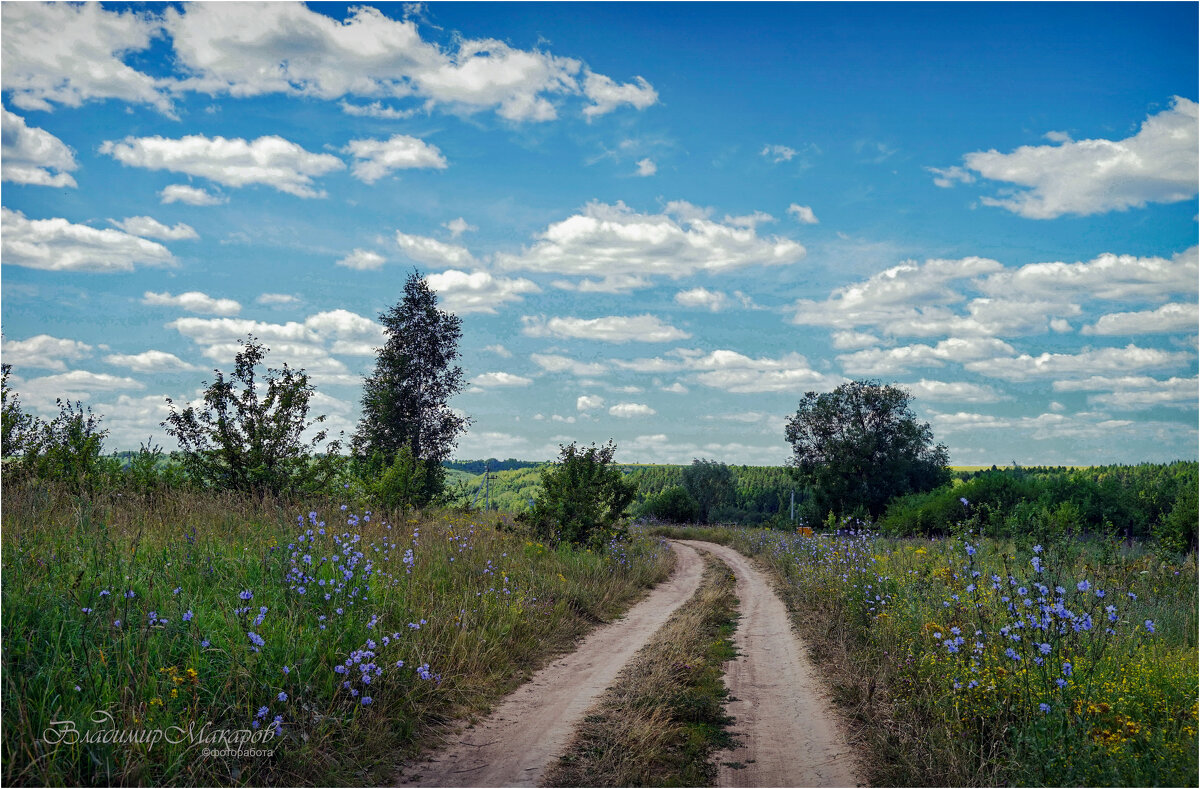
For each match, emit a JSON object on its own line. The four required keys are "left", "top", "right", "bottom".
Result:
{"left": 678, "top": 540, "right": 863, "bottom": 788}
{"left": 396, "top": 541, "right": 706, "bottom": 788}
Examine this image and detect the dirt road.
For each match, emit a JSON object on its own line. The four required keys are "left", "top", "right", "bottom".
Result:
{"left": 397, "top": 541, "right": 706, "bottom": 788}
{"left": 678, "top": 539, "right": 862, "bottom": 788}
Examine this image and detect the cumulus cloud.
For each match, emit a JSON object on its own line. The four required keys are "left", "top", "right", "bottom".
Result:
{"left": 689, "top": 349, "right": 840, "bottom": 393}
{"left": 838, "top": 338, "right": 1016, "bottom": 376}
{"left": 142, "top": 290, "right": 241, "bottom": 316}
{"left": 830, "top": 331, "right": 881, "bottom": 350}
{"left": 674, "top": 287, "right": 730, "bottom": 312}
{"left": 1, "top": 106, "right": 77, "bottom": 186}
{"left": 787, "top": 203, "right": 818, "bottom": 224}
{"left": 576, "top": 394, "right": 605, "bottom": 411}
{"left": 338, "top": 100, "right": 415, "bottom": 119}
{"left": 582, "top": 72, "right": 658, "bottom": 119}
{"left": 426, "top": 269, "right": 539, "bottom": 313}
{"left": 521, "top": 314, "right": 691, "bottom": 343}
{"left": 531, "top": 354, "right": 607, "bottom": 377}
{"left": 948, "top": 97, "right": 1199, "bottom": 218}
{"left": 1052, "top": 375, "right": 1199, "bottom": 410}
{"left": 484, "top": 344, "right": 512, "bottom": 358}
{"left": 2, "top": 334, "right": 92, "bottom": 372}
{"left": 496, "top": 200, "right": 805, "bottom": 282}
{"left": 550, "top": 275, "right": 652, "bottom": 294}
{"left": 471, "top": 371, "right": 533, "bottom": 387}
{"left": 257, "top": 293, "right": 298, "bottom": 305}
{"left": 0, "top": 2, "right": 168, "bottom": 113}
{"left": 1082, "top": 302, "right": 1200, "bottom": 335}
{"left": 336, "top": 249, "right": 387, "bottom": 270}
{"left": 964, "top": 344, "right": 1192, "bottom": 382}
{"left": 343, "top": 134, "right": 447, "bottom": 183}
{"left": 1, "top": 207, "right": 174, "bottom": 272}
{"left": 634, "top": 158, "right": 657, "bottom": 177}
{"left": 104, "top": 350, "right": 199, "bottom": 373}
{"left": 101, "top": 134, "right": 345, "bottom": 198}
{"left": 900, "top": 379, "right": 1007, "bottom": 403}
{"left": 110, "top": 216, "right": 198, "bottom": 241}
{"left": 977, "top": 247, "right": 1198, "bottom": 303}
{"left": 17, "top": 370, "right": 145, "bottom": 406}
{"left": 394, "top": 231, "right": 475, "bottom": 268}
{"left": 609, "top": 402, "right": 656, "bottom": 418}
{"left": 927, "top": 409, "right": 1136, "bottom": 441}
{"left": 443, "top": 217, "right": 475, "bottom": 238}
{"left": 159, "top": 184, "right": 226, "bottom": 205}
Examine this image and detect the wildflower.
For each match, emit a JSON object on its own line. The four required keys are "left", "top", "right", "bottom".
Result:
{"left": 1005, "top": 648, "right": 1021, "bottom": 661}
{"left": 1038, "top": 642, "right": 1051, "bottom": 655}
{"left": 173, "top": 587, "right": 181, "bottom": 595}
{"left": 201, "top": 639, "right": 211, "bottom": 648}
{"left": 113, "top": 619, "right": 122, "bottom": 628}
{"left": 1056, "top": 678, "right": 1067, "bottom": 688}
{"left": 239, "top": 590, "right": 254, "bottom": 601}
{"left": 282, "top": 665, "right": 290, "bottom": 675}
{"left": 1032, "top": 544, "right": 1042, "bottom": 553}
{"left": 256, "top": 706, "right": 269, "bottom": 719}
{"left": 248, "top": 632, "right": 265, "bottom": 647}
{"left": 1076, "top": 580, "right": 1090, "bottom": 592}
{"left": 960, "top": 497, "right": 969, "bottom": 506}
{"left": 183, "top": 610, "right": 194, "bottom": 622}
{"left": 125, "top": 590, "right": 136, "bottom": 599}
{"left": 1062, "top": 662, "right": 1073, "bottom": 677}
{"left": 1144, "top": 619, "right": 1156, "bottom": 634}
{"left": 361, "top": 696, "right": 372, "bottom": 705}
{"left": 965, "top": 544, "right": 976, "bottom": 556}
{"left": 99, "top": 590, "right": 111, "bottom": 597}
{"left": 277, "top": 691, "right": 288, "bottom": 702}
{"left": 81, "top": 607, "right": 92, "bottom": 614}
{"left": 1039, "top": 703, "right": 1051, "bottom": 713}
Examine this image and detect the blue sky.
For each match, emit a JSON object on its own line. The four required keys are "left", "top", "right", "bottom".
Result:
{"left": 2, "top": 1, "right": 1197, "bottom": 465}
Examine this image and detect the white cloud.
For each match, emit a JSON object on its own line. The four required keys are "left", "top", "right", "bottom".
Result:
{"left": 257, "top": 293, "right": 298, "bottom": 305}
{"left": 576, "top": 395, "right": 605, "bottom": 412}
{"left": 582, "top": 72, "right": 658, "bottom": 119}
{"left": 900, "top": 379, "right": 1007, "bottom": 404}
{"left": 426, "top": 269, "right": 540, "bottom": 313}
{"left": 142, "top": 290, "right": 241, "bottom": 316}
{"left": 496, "top": 200, "right": 805, "bottom": 281}
{"left": 1053, "top": 375, "right": 1198, "bottom": 410}
{"left": 1, "top": 106, "right": 77, "bottom": 187}
{"left": 531, "top": 354, "right": 607, "bottom": 377}
{"left": 337, "top": 249, "right": 387, "bottom": 270}
{"left": 104, "top": 350, "right": 199, "bottom": 373}
{"left": 2, "top": 335, "right": 92, "bottom": 372}
{"left": 1081, "top": 302, "right": 1199, "bottom": 335}
{"left": 159, "top": 184, "right": 226, "bottom": 205}
{"left": 551, "top": 275, "right": 652, "bottom": 293}
{"left": 928, "top": 410, "right": 1137, "bottom": 441}
{"left": 977, "top": 247, "right": 1198, "bottom": 303}
{"left": 635, "top": 158, "right": 657, "bottom": 177}
{"left": 787, "top": 203, "right": 818, "bottom": 224}
{"left": 521, "top": 314, "right": 691, "bottom": 343}
{"left": 338, "top": 100, "right": 415, "bottom": 119}
{"left": 926, "top": 165, "right": 975, "bottom": 188}
{"left": 831, "top": 331, "right": 881, "bottom": 350}
{"left": 762, "top": 144, "right": 796, "bottom": 163}
{"left": 110, "top": 216, "right": 198, "bottom": 241}
{"left": 471, "top": 371, "right": 533, "bottom": 387}
{"left": 343, "top": 134, "right": 447, "bottom": 183}
{"left": 964, "top": 344, "right": 1192, "bottom": 382}
{"left": 609, "top": 402, "right": 656, "bottom": 418}
{"left": 1, "top": 208, "right": 174, "bottom": 272}
{"left": 838, "top": 338, "right": 1016, "bottom": 376}
{"left": 0, "top": 2, "right": 168, "bottom": 113}
{"left": 395, "top": 231, "right": 476, "bottom": 268}
{"left": 956, "top": 97, "right": 1199, "bottom": 218}
{"left": 18, "top": 370, "right": 145, "bottom": 406}
{"left": 661, "top": 382, "right": 688, "bottom": 394}
{"left": 674, "top": 287, "right": 729, "bottom": 312}
{"left": 86, "top": 394, "right": 177, "bottom": 451}
{"left": 484, "top": 344, "right": 512, "bottom": 358}
{"left": 689, "top": 349, "right": 840, "bottom": 393}
{"left": 101, "top": 134, "right": 345, "bottom": 198}
{"left": 443, "top": 217, "right": 476, "bottom": 238}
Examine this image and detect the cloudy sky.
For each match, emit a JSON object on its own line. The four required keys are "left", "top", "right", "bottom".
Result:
{"left": 2, "top": 2, "right": 1197, "bottom": 465}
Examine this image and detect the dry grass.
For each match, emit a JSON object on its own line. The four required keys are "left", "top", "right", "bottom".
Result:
{"left": 545, "top": 552, "right": 738, "bottom": 788}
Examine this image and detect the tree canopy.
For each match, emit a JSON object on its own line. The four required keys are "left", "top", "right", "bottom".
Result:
{"left": 785, "top": 380, "right": 950, "bottom": 520}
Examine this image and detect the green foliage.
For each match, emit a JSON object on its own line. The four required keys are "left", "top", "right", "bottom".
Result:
{"left": 353, "top": 272, "right": 468, "bottom": 494}
{"left": 161, "top": 336, "right": 340, "bottom": 497}
{"left": 1, "top": 363, "right": 36, "bottom": 459}
{"left": 785, "top": 380, "right": 951, "bottom": 520}
{"left": 122, "top": 439, "right": 188, "bottom": 497}
{"left": 1156, "top": 481, "right": 1199, "bottom": 554}
{"left": 443, "top": 458, "right": 540, "bottom": 474}
{"left": 20, "top": 399, "right": 117, "bottom": 492}
{"left": 681, "top": 458, "right": 735, "bottom": 523}
{"left": 360, "top": 446, "right": 447, "bottom": 512}
{"left": 518, "top": 441, "right": 637, "bottom": 547}
{"left": 637, "top": 484, "right": 700, "bottom": 523}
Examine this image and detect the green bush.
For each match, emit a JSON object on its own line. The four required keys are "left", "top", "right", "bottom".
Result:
{"left": 517, "top": 441, "right": 636, "bottom": 548}
{"left": 362, "top": 446, "right": 446, "bottom": 512}
{"left": 638, "top": 485, "right": 699, "bottom": 523}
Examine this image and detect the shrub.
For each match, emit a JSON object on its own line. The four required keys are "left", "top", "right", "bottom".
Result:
{"left": 638, "top": 485, "right": 699, "bottom": 523}
{"left": 518, "top": 441, "right": 636, "bottom": 547}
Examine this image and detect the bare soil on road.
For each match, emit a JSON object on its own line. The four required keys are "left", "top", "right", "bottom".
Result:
{"left": 677, "top": 539, "right": 863, "bottom": 788}
{"left": 396, "top": 541, "right": 706, "bottom": 788}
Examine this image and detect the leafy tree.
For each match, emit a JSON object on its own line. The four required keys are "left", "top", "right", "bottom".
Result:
{"left": 682, "top": 458, "right": 735, "bottom": 523}
{"left": 162, "top": 336, "right": 339, "bottom": 496}
{"left": 638, "top": 484, "right": 700, "bottom": 523}
{"left": 353, "top": 271, "right": 469, "bottom": 504}
{"left": 361, "top": 445, "right": 446, "bottom": 512}
{"left": 518, "top": 441, "right": 637, "bottom": 547}
{"left": 22, "top": 399, "right": 115, "bottom": 490}
{"left": 1, "top": 363, "right": 37, "bottom": 459}
{"left": 785, "top": 380, "right": 949, "bottom": 520}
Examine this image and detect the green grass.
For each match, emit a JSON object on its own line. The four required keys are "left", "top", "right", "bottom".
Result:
{"left": 651, "top": 524, "right": 1198, "bottom": 787}
{"left": 546, "top": 552, "right": 738, "bottom": 787}
{"left": 1, "top": 481, "right": 673, "bottom": 786}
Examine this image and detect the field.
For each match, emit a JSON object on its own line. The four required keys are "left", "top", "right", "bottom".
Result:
{"left": 0, "top": 482, "right": 672, "bottom": 786}
{"left": 652, "top": 523, "right": 1199, "bottom": 787}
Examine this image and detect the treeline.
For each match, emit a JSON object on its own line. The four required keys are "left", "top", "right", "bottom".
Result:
{"left": 879, "top": 461, "right": 1199, "bottom": 549}
{"left": 442, "top": 458, "right": 542, "bottom": 474}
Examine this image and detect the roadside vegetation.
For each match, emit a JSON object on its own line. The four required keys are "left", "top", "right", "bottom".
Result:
{"left": 547, "top": 552, "right": 738, "bottom": 788}
{"left": 651, "top": 522, "right": 1198, "bottom": 787}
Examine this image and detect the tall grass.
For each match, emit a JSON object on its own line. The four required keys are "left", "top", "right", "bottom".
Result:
{"left": 1, "top": 481, "right": 672, "bottom": 786}
{"left": 652, "top": 523, "right": 1198, "bottom": 787}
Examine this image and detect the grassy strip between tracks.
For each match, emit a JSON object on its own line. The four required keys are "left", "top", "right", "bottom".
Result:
{"left": 546, "top": 550, "right": 738, "bottom": 787}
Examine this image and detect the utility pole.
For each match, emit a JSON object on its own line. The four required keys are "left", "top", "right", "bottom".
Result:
{"left": 484, "top": 459, "right": 490, "bottom": 512}
{"left": 790, "top": 489, "right": 795, "bottom": 522}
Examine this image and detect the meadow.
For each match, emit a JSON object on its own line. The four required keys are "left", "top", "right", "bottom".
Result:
{"left": 651, "top": 522, "right": 1199, "bottom": 787}
{"left": 0, "top": 481, "right": 672, "bottom": 786}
